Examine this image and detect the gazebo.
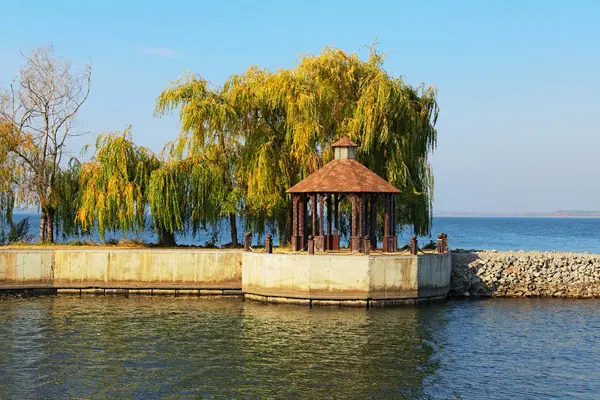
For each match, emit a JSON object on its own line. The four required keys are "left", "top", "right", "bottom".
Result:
{"left": 287, "top": 138, "right": 400, "bottom": 253}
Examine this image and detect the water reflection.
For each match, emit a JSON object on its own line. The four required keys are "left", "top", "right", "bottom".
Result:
{"left": 0, "top": 297, "right": 445, "bottom": 399}
{"left": 238, "top": 303, "right": 445, "bottom": 399}
{"left": 4, "top": 297, "right": 600, "bottom": 399}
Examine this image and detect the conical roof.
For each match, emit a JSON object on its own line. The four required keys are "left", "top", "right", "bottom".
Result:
{"left": 286, "top": 158, "right": 400, "bottom": 193}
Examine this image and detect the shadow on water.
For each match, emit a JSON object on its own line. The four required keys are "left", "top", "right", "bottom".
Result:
{"left": 0, "top": 296, "right": 449, "bottom": 399}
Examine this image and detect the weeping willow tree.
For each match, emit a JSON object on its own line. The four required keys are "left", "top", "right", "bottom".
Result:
{"left": 157, "top": 45, "right": 438, "bottom": 241}
{"left": 77, "top": 128, "right": 161, "bottom": 242}
{"left": 235, "top": 46, "right": 438, "bottom": 237}
{"left": 77, "top": 127, "right": 228, "bottom": 246}
{"left": 155, "top": 76, "right": 245, "bottom": 246}
{"left": 50, "top": 159, "right": 82, "bottom": 239}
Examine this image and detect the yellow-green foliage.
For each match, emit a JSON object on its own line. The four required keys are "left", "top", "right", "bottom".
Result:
{"left": 156, "top": 74, "right": 245, "bottom": 238}
{"left": 77, "top": 128, "right": 159, "bottom": 240}
{"left": 157, "top": 45, "right": 438, "bottom": 236}
{"left": 77, "top": 127, "right": 237, "bottom": 242}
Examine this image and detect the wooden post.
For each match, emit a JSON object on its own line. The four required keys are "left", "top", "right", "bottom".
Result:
{"left": 311, "top": 194, "right": 317, "bottom": 238}
{"left": 333, "top": 227, "right": 339, "bottom": 251}
{"left": 298, "top": 195, "right": 306, "bottom": 250}
{"left": 266, "top": 234, "right": 273, "bottom": 254}
{"left": 334, "top": 194, "right": 340, "bottom": 232}
{"left": 357, "top": 194, "right": 365, "bottom": 251}
{"left": 244, "top": 232, "right": 252, "bottom": 252}
{"left": 437, "top": 234, "right": 444, "bottom": 254}
{"left": 358, "top": 194, "right": 364, "bottom": 238}
{"left": 326, "top": 194, "right": 332, "bottom": 250}
{"left": 315, "top": 193, "right": 325, "bottom": 251}
{"left": 350, "top": 194, "right": 360, "bottom": 251}
{"left": 333, "top": 194, "right": 340, "bottom": 250}
{"left": 370, "top": 194, "right": 377, "bottom": 249}
{"left": 391, "top": 195, "right": 397, "bottom": 251}
{"left": 302, "top": 195, "right": 307, "bottom": 249}
{"left": 391, "top": 195, "right": 396, "bottom": 236}
{"left": 291, "top": 195, "right": 299, "bottom": 251}
{"left": 383, "top": 194, "right": 390, "bottom": 252}
{"left": 384, "top": 194, "right": 397, "bottom": 252}
{"left": 363, "top": 235, "right": 370, "bottom": 255}
{"left": 319, "top": 194, "right": 324, "bottom": 237}
{"left": 409, "top": 235, "right": 418, "bottom": 255}
{"left": 351, "top": 195, "right": 356, "bottom": 237}
{"left": 365, "top": 195, "right": 370, "bottom": 249}
{"left": 308, "top": 235, "right": 314, "bottom": 255}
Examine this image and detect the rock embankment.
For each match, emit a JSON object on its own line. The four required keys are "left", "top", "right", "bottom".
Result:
{"left": 451, "top": 250, "right": 600, "bottom": 298}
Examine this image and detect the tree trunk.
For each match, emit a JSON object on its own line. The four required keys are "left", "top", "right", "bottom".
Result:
{"left": 229, "top": 213, "right": 238, "bottom": 247}
{"left": 45, "top": 208, "right": 54, "bottom": 243}
{"left": 39, "top": 210, "right": 47, "bottom": 242}
{"left": 157, "top": 227, "right": 176, "bottom": 246}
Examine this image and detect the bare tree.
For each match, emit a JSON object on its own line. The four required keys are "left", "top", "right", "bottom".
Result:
{"left": 0, "top": 45, "right": 91, "bottom": 242}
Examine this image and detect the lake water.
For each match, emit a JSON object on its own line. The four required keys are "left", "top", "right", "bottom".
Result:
{"left": 10, "top": 213, "right": 600, "bottom": 253}
{"left": 1, "top": 296, "right": 599, "bottom": 399}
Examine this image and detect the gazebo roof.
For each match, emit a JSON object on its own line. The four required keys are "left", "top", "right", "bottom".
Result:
{"left": 331, "top": 137, "right": 358, "bottom": 147}
{"left": 286, "top": 158, "right": 400, "bottom": 194}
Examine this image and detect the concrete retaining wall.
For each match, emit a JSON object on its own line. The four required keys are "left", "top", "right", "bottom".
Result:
{"left": 418, "top": 253, "right": 453, "bottom": 297}
{"left": 0, "top": 249, "right": 452, "bottom": 306}
{"left": 242, "top": 252, "right": 451, "bottom": 302}
{"left": 0, "top": 249, "right": 242, "bottom": 290}
{"left": 0, "top": 251, "right": 54, "bottom": 286}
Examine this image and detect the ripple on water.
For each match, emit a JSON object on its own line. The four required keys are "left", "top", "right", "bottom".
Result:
{"left": 0, "top": 296, "right": 599, "bottom": 399}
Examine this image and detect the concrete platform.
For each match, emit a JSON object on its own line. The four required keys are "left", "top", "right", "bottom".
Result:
{"left": 242, "top": 252, "right": 451, "bottom": 307}
{"left": 0, "top": 249, "right": 451, "bottom": 306}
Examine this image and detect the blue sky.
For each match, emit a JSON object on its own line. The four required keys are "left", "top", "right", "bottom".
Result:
{"left": 0, "top": 0, "right": 598, "bottom": 213}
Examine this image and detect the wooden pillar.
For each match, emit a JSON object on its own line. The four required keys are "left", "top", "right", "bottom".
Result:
{"left": 311, "top": 194, "right": 317, "bottom": 238}
{"left": 315, "top": 193, "right": 325, "bottom": 251}
{"left": 291, "top": 194, "right": 299, "bottom": 251}
{"left": 326, "top": 194, "right": 332, "bottom": 250}
{"left": 244, "top": 232, "right": 252, "bottom": 252}
{"left": 391, "top": 195, "right": 396, "bottom": 236}
{"left": 391, "top": 194, "right": 397, "bottom": 252}
{"left": 358, "top": 194, "right": 364, "bottom": 238}
{"left": 409, "top": 235, "right": 418, "bottom": 255}
{"left": 335, "top": 195, "right": 340, "bottom": 228}
{"left": 299, "top": 195, "right": 306, "bottom": 250}
{"left": 350, "top": 194, "right": 360, "bottom": 251}
{"left": 333, "top": 194, "right": 340, "bottom": 250}
{"left": 365, "top": 194, "right": 370, "bottom": 248}
{"left": 383, "top": 194, "right": 390, "bottom": 252}
{"left": 370, "top": 194, "right": 377, "bottom": 249}
{"left": 265, "top": 234, "right": 273, "bottom": 253}
{"left": 303, "top": 195, "right": 308, "bottom": 248}
{"left": 319, "top": 194, "right": 324, "bottom": 237}
{"left": 357, "top": 194, "right": 365, "bottom": 252}
{"left": 351, "top": 195, "right": 357, "bottom": 237}
{"left": 383, "top": 193, "right": 396, "bottom": 252}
